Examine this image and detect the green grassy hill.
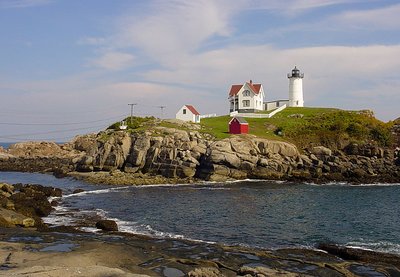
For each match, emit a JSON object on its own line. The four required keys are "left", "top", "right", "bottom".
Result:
{"left": 200, "top": 107, "right": 394, "bottom": 149}
{"left": 107, "top": 107, "right": 394, "bottom": 150}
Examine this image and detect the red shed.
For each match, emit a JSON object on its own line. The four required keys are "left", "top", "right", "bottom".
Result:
{"left": 229, "top": 117, "right": 249, "bottom": 134}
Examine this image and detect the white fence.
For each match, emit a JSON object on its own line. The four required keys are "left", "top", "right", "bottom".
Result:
{"left": 229, "top": 104, "right": 287, "bottom": 118}
{"left": 199, "top": 113, "right": 217, "bottom": 119}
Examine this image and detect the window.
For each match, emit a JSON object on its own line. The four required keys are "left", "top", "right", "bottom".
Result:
{"left": 243, "top": 100, "right": 250, "bottom": 107}
{"left": 183, "top": 109, "right": 186, "bottom": 114}
{"left": 243, "top": 90, "right": 250, "bottom": 97}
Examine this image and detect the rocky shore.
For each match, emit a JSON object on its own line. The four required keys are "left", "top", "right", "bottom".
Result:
{"left": 1, "top": 122, "right": 400, "bottom": 185}
{"left": 0, "top": 181, "right": 399, "bottom": 276}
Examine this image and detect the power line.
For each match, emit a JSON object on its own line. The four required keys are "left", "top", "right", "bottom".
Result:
{"left": 1, "top": 133, "right": 94, "bottom": 142}
{"left": 0, "top": 114, "right": 126, "bottom": 126}
{"left": 0, "top": 104, "right": 127, "bottom": 116}
{"left": 0, "top": 123, "right": 111, "bottom": 139}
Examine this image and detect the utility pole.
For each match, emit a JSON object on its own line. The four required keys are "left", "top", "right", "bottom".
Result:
{"left": 158, "top": 106, "right": 166, "bottom": 119}
{"left": 128, "top": 103, "right": 137, "bottom": 124}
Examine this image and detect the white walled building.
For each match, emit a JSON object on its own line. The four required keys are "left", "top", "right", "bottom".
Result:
{"left": 176, "top": 105, "right": 201, "bottom": 123}
{"left": 228, "top": 80, "right": 265, "bottom": 113}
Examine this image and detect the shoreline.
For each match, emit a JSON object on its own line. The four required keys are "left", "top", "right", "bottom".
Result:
{"left": 2, "top": 226, "right": 400, "bottom": 276}
{"left": 0, "top": 177, "right": 400, "bottom": 276}
{"left": 50, "top": 170, "right": 400, "bottom": 187}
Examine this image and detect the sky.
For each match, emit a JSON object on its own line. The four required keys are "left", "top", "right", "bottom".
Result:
{"left": 0, "top": 0, "right": 399, "bottom": 142}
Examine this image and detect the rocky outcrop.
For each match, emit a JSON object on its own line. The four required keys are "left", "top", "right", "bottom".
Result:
{"left": 318, "top": 243, "right": 400, "bottom": 267}
{"left": 197, "top": 136, "right": 300, "bottom": 181}
{"left": 0, "top": 183, "right": 61, "bottom": 228}
{"left": 0, "top": 141, "right": 84, "bottom": 174}
{"left": 1, "top": 125, "right": 400, "bottom": 184}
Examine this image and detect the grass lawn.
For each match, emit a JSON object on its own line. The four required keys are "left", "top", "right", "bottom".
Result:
{"left": 107, "top": 107, "right": 393, "bottom": 149}
{"left": 201, "top": 107, "right": 393, "bottom": 148}
{"left": 201, "top": 107, "right": 339, "bottom": 140}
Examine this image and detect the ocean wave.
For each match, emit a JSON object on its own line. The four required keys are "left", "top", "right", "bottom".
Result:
{"left": 63, "top": 186, "right": 130, "bottom": 198}
{"left": 43, "top": 213, "right": 77, "bottom": 226}
{"left": 349, "top": 183, "right": 400, "bottom": 187}
{"left": 90, "top": 209, "right": 217, "bottom": 244}
{"left": 345, "top": 241, "right": 400, "bottom": 255}
{"left": 306, "top": 181, "right": 400, "bottom": 187}
{"left": 133, "top": 183, "right": 195, "bottom": 188}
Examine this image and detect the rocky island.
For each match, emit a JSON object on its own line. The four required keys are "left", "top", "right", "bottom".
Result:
{"left": 1, "top": 108, "right": 399, "bottom": 185}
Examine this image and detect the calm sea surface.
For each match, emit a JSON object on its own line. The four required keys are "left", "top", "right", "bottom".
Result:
{"left": 0, "top": 171, "right": 399, "bottom": 254}
{"left": 0, "top": 142, "right": 13, "bottom": 149}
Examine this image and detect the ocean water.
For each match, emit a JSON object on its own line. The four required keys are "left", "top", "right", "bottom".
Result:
{"left": 0, "top": 142, "right": 13, "bottom": 149}
{"left": 0, "top": 171, "right": 400, "bottom": 255}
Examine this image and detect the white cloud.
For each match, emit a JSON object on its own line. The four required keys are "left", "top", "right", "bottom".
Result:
{"left": 137, "top": 43, "right": 400, "bottom": 121}
{"left": 75, "top": 0, "right": 400, "bottom": 121}
{"left": 249, "top": 0, "right": 369, "bottom": 14}
{"left": 77, "top": 37, "right": 106, "bottom": 46}
{"left": 0, "top": 0, "right": 52, "bottom": 9}
{"left": 113, "top": 0, "right": 244, "bottom": 66}
{"left": 91, "top": 52, "right": 135, "bottom": 71}
{"left": 333, "top": 3, "right": 400, "bottom": 30}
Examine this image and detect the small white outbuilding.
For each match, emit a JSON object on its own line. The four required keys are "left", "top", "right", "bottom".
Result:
{"left": 176, "top": 105, "right": 201, "bottom": 123}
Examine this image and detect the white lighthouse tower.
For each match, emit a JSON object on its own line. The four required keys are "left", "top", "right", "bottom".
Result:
{"left": 287, "top": 66, "right": 304, "bottom": 107}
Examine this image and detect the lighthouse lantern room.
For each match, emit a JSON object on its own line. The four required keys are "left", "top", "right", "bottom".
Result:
{"left": 287, "top": 66, "right": 304, "bottom": 107}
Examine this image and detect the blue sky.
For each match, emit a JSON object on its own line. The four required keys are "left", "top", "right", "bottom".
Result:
{"left": 0, "top": 0, "right": 399, "bottom": 141}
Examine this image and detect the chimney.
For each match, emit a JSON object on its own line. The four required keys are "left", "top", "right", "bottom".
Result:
{"left": 250, "top": 79, "right": 253, "bottom": 85}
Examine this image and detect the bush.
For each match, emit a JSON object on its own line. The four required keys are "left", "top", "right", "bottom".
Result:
{"left": 346, "top": 123, "right": 368, "bottom": 139}
{"left": 370, "top": 126, "right": 393, "bottom": 146}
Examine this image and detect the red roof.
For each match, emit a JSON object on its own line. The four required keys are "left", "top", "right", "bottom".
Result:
{"left": 229, "top": 81, "right": 262, "bottom": 97}
{"left": 185, "top": 105, "right": 200, "bottom": 115}
{"left": 229, "top": 117, "right": 248, "bottom": 125}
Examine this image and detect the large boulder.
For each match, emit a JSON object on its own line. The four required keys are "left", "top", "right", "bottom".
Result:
{"left": 10, "top": 186, "right": 53, "bottom": 220}
{"left": 254, "top": 139, "right": 299, "bottom": 157}
{"left": 0, "top": 208, "right": 35, "bottom": 227}
{"left": 95, "top": 220, "right": 118, "bottom": 231}
{"left": 129, "top": 136, "right": 151, "bottom": 167}
{"left": 209, "top": 150, "right": 241, "bottom": 169}
{"left": 210, "top": 140, "right": 232, "bottom": 153}
{"left": 310, "top": 146, "right": 332, "bottom": 157}
{"left": 229, "top": 137, "right": 256, "bottom": 155}
{"left": 69, "top": 133, "right": 98, "bottom": 154}
{"left": 188, "top": 267, "right": 224, "bottom": 277}
{"left": 93, "top": 132, "right": 132, "bottom": 170}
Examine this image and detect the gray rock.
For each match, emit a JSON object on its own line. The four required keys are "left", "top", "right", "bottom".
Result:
{"left": 188, "top": 267, "right": 224, "bottom": 277}
{"left": 95, "top": 219, "right": 118, "bottom": 231}
{"left": 0, "top": 207, "right": 35, "bottom": 227}
{"left": 311, "top": 146, "right": 332, "bottom": 157}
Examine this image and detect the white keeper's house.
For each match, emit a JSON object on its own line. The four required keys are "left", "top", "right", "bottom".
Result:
{"left": 229, "top": 66, "right": 305, "bottom": 115}
{"left": 229, "top": 80, "right": 265, "bottom": 113}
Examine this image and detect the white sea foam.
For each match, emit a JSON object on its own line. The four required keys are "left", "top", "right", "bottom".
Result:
{"left": 63, "top": 186, "right": 130, "bottom": 198}
{"left": 88, "top": 209, "right": 217, "bottom": 244}
{"left": 349, "top": 183, "right": 400, "bottom": 187}
{"left": 78, "top": 227, "right": 100, "bottom": 233}
{"left": 345, "top": 241, "right": 400, "bottom": 255}
{"left": 305, "top": 181, "right": 348, "bottom": 186}
{"left": 43, "top": 213, "right": 77, "bottom": 226}
{"left": 133, "top": 183, "right": 196, "bottom": 188}
{"left": 306, "top": 181, "right": 400, "bottom": 187}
